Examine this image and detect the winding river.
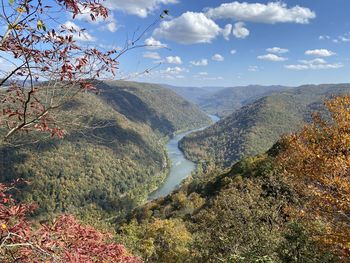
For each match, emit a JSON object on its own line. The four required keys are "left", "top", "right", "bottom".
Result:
{"left": 149, "top": 115, "right": 220, "bottom": 200}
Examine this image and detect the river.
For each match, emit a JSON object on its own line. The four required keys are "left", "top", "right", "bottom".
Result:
{"left": 148, "top": 115, "right": 220, "bottom": 200}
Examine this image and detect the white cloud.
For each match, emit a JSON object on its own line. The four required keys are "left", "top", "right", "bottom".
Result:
{"left": 248, "top": 65, "right": 259, "bottom": 72}
{"left": 285, "top": 58, "right": 343, "bottom": 70}
{"left": 319, "top": 35, "right": 330, "bottom": 40}
{"left": 212, "top": 54, "right": 224, "bottom": 62}
{"left": 230, "top": 49, "right": 237, "bottom": 55}
{"left": 339, "top": 35, "right": 350, "bottom": 42}
{"left": 61, "top": 21, "right": 96, "bottom": 42}
{"left": 331, "top": 32, "right": 350, "bottom": 43}
{"left": 106, "top": 22, "right": 118, "bottom": 32}
{"left": 165, "top": 56, "right": 182, "bottom": 64}
{"left": 190, "top": 59, "right": 208, "bottom": 66}
{"left": 144, "top": 37, "right": 168, "bottom": 49}
{"left": 205, "top": 2, "right": 316, "bottom": 24}
{"left": 153, "top": 12, "right": 222, "bottom": 44}
{"left": 200, "top": 76, "right": 223, "bottom": 81}
{"left": 74, "top": 5, "right": 118, "bottom": 33}
{"left": 104, "top": 0, "right": 178, "bottom": 18}
{"left": 222, "top": 24, "right": 233, "bottom": 40}
{"left": 143, "top": 52, "right": 161, "bottom": 60}
{"left": 161, "top": 66, "right": 187, "bottom": 75}
{"left": 266, "top": 47, "right": 289, "bottom": 54}
{"left": 257, "top": 53, "right": 288, "bottom": 62}
{"left": 305, "top": 49, "right": 336, "bottom": 57}
{"left": 232, "top": 22, "right": 250, "bottom": 39}
{"left": 0, "top": 57, "right": 16, "bottom": 77}
{"left": 299, "top": 58, "right": 327, "bottom": 65}
{"left": 198, "top": 72, "right": 208, "bottom": 76}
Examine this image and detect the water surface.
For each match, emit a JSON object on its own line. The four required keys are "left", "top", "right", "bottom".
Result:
{"left": 149, "top": 115, "right": 219, "bottom": 200}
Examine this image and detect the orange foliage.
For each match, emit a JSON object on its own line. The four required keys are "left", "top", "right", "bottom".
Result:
{"left": 0, "top": 182, "right": 142, "bottom": 262}
{"left": 278, "top": 96, "right": 350, "bottom": 259}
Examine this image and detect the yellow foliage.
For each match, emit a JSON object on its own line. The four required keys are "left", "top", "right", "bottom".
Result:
{"left": 278, "top": 96, "right": 350, "bottom": 259}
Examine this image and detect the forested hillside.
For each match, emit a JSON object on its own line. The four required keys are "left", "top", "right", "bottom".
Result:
{"left": 117, "top": 96, "right": 350, "bottom": 262}
{"left": 164, "top": 84, "right": 290, "bottom": 118}
{"left": 198, "top": 85, "right": 290, "bottom": 117}
{"left": 179, "top": 84, "right": 350, "bottom": 168}
{"left": 0, "top": 81, "right": 211, "bottom": 223}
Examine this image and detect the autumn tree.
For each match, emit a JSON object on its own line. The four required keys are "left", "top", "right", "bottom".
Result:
{"left": 278, "top": 96, "right": 350, "bottom": 259}
{"left": 0, "top": 0, "right": 165, "bottom": 145}
{"left": 0, "top": 181, "right": 142, "bottom": 262}
{"left": 117, "top": 218, "right": 192, "bottom": 263}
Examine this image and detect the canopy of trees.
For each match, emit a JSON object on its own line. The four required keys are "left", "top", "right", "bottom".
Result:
{"left": 119, "top": 96, "right": 350, "bottom": 262}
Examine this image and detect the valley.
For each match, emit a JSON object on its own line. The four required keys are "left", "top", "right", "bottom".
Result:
{"left": 1, "top": 80, "right": 350, "bottom": 262}
{"left": 0, "top": 81, "right": 212, "bottom": 223}
{"left": 1, "top": 1, "right": 349, "bottom": 261}
{"left": 149, "top": 114, "right": 220, "bottom": 200}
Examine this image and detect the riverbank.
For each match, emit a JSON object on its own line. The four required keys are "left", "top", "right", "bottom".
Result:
{"left": 148, "top": 115, "right": 219, "bottom": 200}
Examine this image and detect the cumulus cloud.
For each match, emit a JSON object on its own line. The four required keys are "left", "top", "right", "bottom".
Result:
{"left": 151, "top": 2, "right": 316, "bottom": 44}
{"left": 257, "top": 53, "right": 288, "bottom": 62}
{"left": 103, "top": 0, "right": 178, "bottom": 18}
{"left": 205, "top": 1, "right": 316, "bottom": 24}
{"left": 165, "top": 56, "right": 182, "bottom": 64}
{"left": 285, "top": 58, "right": 343, "bottom": 70}
{"left": 190, "top": 59, "right": 208, "bottom": 66}
{"left": 305, "top": 49, "right": 336, "bottom": 57}
{"left": 232, "top": 22, "right": 250, "bottom": 39}
{"left": 153, "top": 12, "right": 222, "bottom": 44}
{"left": 144, "top": 37, "right": 168, "bottom": 49}
{"left": 222, "top": 24, "right": 233, "bottom": 40}
{"left": 143, "top": 52, "right": 161, "bottom": 60}
{"left": 230, "top": 49, "right": 237, "bottom": 55}
{"left": 161, "top": 66, "right": 187, "bottom": 75}
{"left": 61, "top": 21, "right": 96, "bottom": 42}
{"left": 266, "top": 47, "right": 289, "bottom": 54}
{"left": 73, "top": 5, "right": 118, "bottom": 32}
{"left": 212, "top": 54, "right": 224, "bottom": 61}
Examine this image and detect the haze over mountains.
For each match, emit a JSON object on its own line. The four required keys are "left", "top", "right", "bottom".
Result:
{"left": 164, "top": 84, "right": 291, "bottom": 117}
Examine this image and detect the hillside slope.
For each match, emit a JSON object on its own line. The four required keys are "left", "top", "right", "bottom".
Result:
{"left": 101, "top": 81, "right": 211, "bottom": 135}
{"left": 0, "top": 81, "right": 211, "bottom": 222}
{"left": 179, "top": 84, "right": 350, "bottom": 168}
{"left": 117, "top": 96, "right": 350, "bottom": 262}
{"left": 198, "top": 85, "right": 290, "bottom": 117}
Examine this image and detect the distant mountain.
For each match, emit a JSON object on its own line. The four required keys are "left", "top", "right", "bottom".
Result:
{"left": 198, "top": 85, "right": 291, "bottom": 117}
{"left": 0, "top": 80, "right": 211, "bottom": 221}
{"left": 162, "top": 84, "right": 226, "bottom": 104}
{"left": 179, "top": 84, "right": 350, "bottom": 168}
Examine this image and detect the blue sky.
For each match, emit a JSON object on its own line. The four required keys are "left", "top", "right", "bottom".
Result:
{"left": 3, "top": 0, "right": 350, "bottom": 87}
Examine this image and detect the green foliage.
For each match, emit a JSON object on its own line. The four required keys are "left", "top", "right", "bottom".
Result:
{"left": 123, "top": 152, "right": 336, "bottom": 262}
{"left": 198, "top": 85, "right": 289, "bottom": 118}
{"left": 117, "top": 218, "right": 192, "bottom": 263}
{"left": 180, "top": 84, "right": 350, "bottom": 168}
{"left": 277, "top": 222, "right": 338, "bottom": 263}
{"left": 0, "top": 81, "right": 210, "bottom": 224}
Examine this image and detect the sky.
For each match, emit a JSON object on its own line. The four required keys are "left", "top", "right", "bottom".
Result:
{"left": 3, "top": 0, "right": 350, "bottom": 87}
